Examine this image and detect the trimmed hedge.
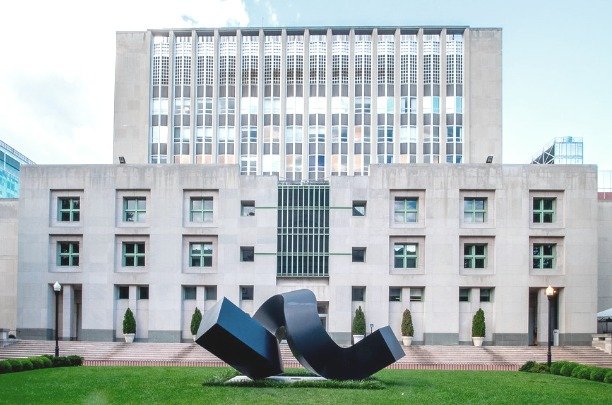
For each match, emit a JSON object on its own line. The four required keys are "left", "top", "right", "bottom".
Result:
{"left": 0, "top": 355, "right": 83, "bottom": 375}
{"left": 521, "top": 360, "right": 611, "bottom": 384}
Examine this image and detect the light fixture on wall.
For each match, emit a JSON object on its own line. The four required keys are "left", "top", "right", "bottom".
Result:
{"left": 118, "top": 156, "right": 126, "bottom": 164}
{"left": 486, "top": 155, "right": 494, "bottom": 164}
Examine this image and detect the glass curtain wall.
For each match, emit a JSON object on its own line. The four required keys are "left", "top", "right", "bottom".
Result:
{"left": 150, "top": 36, "right": 170, "bottom": 163}
{"left": 285, "top": 35, "right": 305, "bottom": 180}
{"left": 422, "top": 34, "right": 440, "bottom": 163}
{"left": 445, "top": 33, "right": 463, "bottom": 163}
{"left": 240, "top": 35, "right": 259, "bottom": 174}
{"left": 195, "top": 35, "right": 214, "bottom": 164}
{"left": 353, "top": 34, "right": 372, "bottom": 175}
{"left": 262, "top": 35, "right": 281, "bottom": 175}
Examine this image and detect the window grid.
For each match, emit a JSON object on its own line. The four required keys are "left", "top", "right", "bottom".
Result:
{"left": 533, "top": 244, "right": 556, "bottom": 269}
{"left": 464, "top": 244, "right": 487, "bottom": 269}
{"left": 190, "top": 197, "right": 213, "bottom": 223}
{"left": 122, "top": 242, "right": 145, "bottom": 267}
{"left": 533, "top": 198, "right": 555, "bottom": 223}
{"left": 189, "top": 242, "right": 213, "bottom": 267}
{"left": 394, "top": 243, "right": 418, "bottom": 268}
{"left": 123, "top": 198, "right": 146, "bottom": 222}
{"left": 394, "top": 197, "right": 418, "bottom": 223}
{"left": 464, "top": 198, "right": 487, "bottom": 223}
{"left": 57, "top": 242, "right": 79, "bottom": 266}
{"left": 58, "top": 197, "right": 80, "bottom": 222}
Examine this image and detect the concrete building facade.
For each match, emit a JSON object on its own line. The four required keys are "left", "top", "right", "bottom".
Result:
{"left": 0, "top": 199, "right": 19, "bottom": 333}
{"left": 16, "top": 164, "right": 598, "bottom": 345}
{"left": 113, "top": 27, "right": 502, "bottom": 174}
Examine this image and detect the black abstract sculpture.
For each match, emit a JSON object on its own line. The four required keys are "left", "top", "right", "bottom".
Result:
{"left": 195, "top": 289, "right": 405, "bottom": 380}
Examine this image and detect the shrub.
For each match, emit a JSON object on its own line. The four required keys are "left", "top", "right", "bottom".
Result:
{"left": 519, "top": 361, "right": 536, "bottom": 372}
{"left": 40, "top": 356, "right": 52, "bottom": 368}
{"left": 604, "top": 370, "right": 612, "bottom": 383}
{"left": 577, "top": 367, "right": 592, "bottom": 380}
{"left": 123, "top": 308, "right": 136, "bottom": 335}
{"left": 67, "top": 355, "right": 84, "bottom": 366}
{"left": 401, "top": 309, "right": 414, "bottom": 337}
{"left": 352, "top": 306, "right": 366, "bottom": 335}
{"left": 51, "top": 356, "right": 71, "bottom": 367}
{"left": 471, "top": 308, "right": 485, "bottom": 337}
{"left": 531, "top": 363, "right": 549, "bottom": 373}
{"left": 7, "top": 359, "right": 23, "bottom": 372}
{"left": 550, "top": 361, "right": 569, "bottom": 375}
{"left": 20, "top": 359, "right": 33, "bottom": 371}
{"left": 190, "top": 307, "right": 203, "bottom": 336}
{"left": 590, "top": 367, "right": 607, "bottom": 382}
{"left": 28, "top": 357, "right": 45, "bottom": 370}
{"left": 0, "top": 360, "right": 12, "bottom": 374}
{"left": 560, "top": 362, "right": 579, "bottom": 377}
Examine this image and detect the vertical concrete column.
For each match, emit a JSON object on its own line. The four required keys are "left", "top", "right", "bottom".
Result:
{"left": 537, "top": 288, "right": 549, "bottom": 344}
{"left": 129, "top": 285, "right": 138, "bottom": 313}
{"left": 196, "top": 286, "right": 205, "bottom": 313}
{"left": 61, "top": 285, "right": 74, "bottom": 340}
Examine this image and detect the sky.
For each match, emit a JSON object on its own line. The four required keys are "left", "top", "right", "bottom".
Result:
{"left": 0, "top": 0, "right": 610, "bottom": 169}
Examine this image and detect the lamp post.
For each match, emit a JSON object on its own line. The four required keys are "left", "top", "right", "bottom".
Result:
{"left": 369, "top": 323, "right": 373, "bottom": 335}
{"left": 53, "top": 281, "right": 62, "bottom": 358}
{"left": 545, "top": 285, "right": 555, "bottom": 367}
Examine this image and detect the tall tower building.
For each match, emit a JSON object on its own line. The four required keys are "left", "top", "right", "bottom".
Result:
{"left": 113, "top": 27, "right": 502, "bottom": 177}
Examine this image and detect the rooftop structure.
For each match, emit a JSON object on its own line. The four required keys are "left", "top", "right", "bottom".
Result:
{"left": 0, "top": 139, "right": 34, "bottom": 198}
{"left": 531, "top": 136, "right": 583, "bottom": 165}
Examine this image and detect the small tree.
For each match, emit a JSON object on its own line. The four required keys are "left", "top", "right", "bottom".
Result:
{"left": 472, "top": 308, "right": 485, "bottom": 337}
{"left": 123, "top": 308, "right": 136, "bottom": 335}
{"left": 190, "top": 307, "right": 203, "bottom": 336}
{"left": 401, "top": 309, "right": 414, "bottom": 337}
{"left": 352, "top": 306, "right": 366, "bottom": 335}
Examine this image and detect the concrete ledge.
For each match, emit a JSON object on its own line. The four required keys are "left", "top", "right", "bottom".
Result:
{"left": 148, "top": 330, "right": 181, "bottom": 343}
{"left": 424, "top": 333, "right": 459, "bottom": 345}
{"left": 80, "top": 329, "right": 114, "bottom": 342}
{"left": 493, "top": 333, "right": 529, "bottom": 346}
{"left": 559, "top": 333, "right": 593, "bottom": 346}
{"left": 17, "top": 328, "right": 53, "bottom": 340}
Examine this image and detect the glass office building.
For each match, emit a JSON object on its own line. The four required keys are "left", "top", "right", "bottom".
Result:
{"left": 0, "top": 139, "right": 34, "bottom": 198}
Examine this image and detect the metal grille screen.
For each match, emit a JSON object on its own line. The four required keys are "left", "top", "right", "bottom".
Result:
{"left": 277, "top": 182, "right": 329, "bottom": 277}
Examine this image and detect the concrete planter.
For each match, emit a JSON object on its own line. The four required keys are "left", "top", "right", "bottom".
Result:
{"left": 472, "top": 336, "right": 484, "bottom": 347}
{"left": 353, "top": 334, "right": 364, "bottom": 344}
{"left": 124, "top": 333, "right": 135, "bottom": 343}
{"left": 402, "top": 336, "right": 413, "bottom": 346}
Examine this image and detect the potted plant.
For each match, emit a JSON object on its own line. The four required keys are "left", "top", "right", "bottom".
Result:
{"left": 352, "top": 306, "right": 366, "bottom": 343}
{"left": 122, "top": 308, "right": 136, "bottom": 343}
{"left": 401, "top": 309, "right": 414, "bottom": 346}
{"left": 190, "top": 307, "right": 202, "bottom": 342}
{"left": 471, "top": 308, "right": 485, "bottom": 347}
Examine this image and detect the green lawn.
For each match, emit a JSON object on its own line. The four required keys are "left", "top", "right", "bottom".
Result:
{"left": 0, "top": 367, "right": 609, "bottom": 404}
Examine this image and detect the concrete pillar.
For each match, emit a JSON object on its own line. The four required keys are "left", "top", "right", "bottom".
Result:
{"left": 537, "top": 288, "right": 549, "bottom": 344}
{"left": 62, "top": 285, "right": 73, "bottom": 340}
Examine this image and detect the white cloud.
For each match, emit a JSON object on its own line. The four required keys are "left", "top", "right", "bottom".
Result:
{"left": 265, "top": 1, "right": 279, "bottom": 26}
{"left": 0, "top": 0, "right": 249, "bottom": 164}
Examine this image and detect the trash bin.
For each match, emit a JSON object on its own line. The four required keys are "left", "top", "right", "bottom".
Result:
{"left": 553, "top": 329, "right": 560, "bottom": 346}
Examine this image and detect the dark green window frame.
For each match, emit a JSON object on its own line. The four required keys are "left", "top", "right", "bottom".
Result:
{"left": 189, "top": 242, "right": 213, "bottom": 267}
{"left": 123, "top": 197, "right": 146, "bottom": 222}
{"left": 58, "top": 197, "right": 80, "bottom": 222}
{"left": 57, "top": 241, "right": 79, "bottom": 266}
{"left": 122, "top": 242, "right": 145, "bottom": 266}
{"left": 533, "top": 244, "right": 555, "bottom": 269}
{"left": 394, "top": 197, "right": 418, "bottom": 223}
{"left": 464, "top": 244, "right": 487, "bottom": 269}
{"left": 463, "top": 198, "right": 487, "bottom": 223}
{"left": 190, "top": 197, "right": 213, "bottom": 222}
{"left": 394, "top": 243, "right": 418, "bottom": 268}
{"left": 533, "top": 198, "right": 555, "bottom": 223}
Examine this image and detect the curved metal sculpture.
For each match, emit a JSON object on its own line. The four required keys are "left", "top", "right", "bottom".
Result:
{"left": 195, "top": 289, "right": 405, "bottom": 380}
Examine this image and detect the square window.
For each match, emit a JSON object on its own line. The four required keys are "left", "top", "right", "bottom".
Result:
{"left": 190, "top": 197, "right": 213, "bottom": 223}
{"left": 57, "top": 197, "right": 80, "bottom": 222}
{"left": 352, "top": 201, "right": 366, "bottom": 216}
{"left": 123, "top": 197, "right": 146, "bottom": 222}
{"left": 57, "top": 241, "right": 79, "bottom": 266}
{"left": 240, "top": 285, "right": 254, "bottom": 300}
{"left": 205, "top": 286, "right": 217, "bottom": 301}
{"left": 394, "top": 197, "right": 418, "bottom": 223}
{"left": 533, "top": 243, "right": 556, "bottom": 269}
{"left": 240, "top": 246, "right": 254, "bottom": 262}
{"left": 464, "top": 244, "right": 487, "bottom": 269}
{"left": 122, "top": 242, "right": 146, "bottom": 267}
{"left": 352, "top": 247, "right": 366, "bottom": 262}
{"left": 189, "top": 242, "right": 213, "bottom": 267}
{"left": 352, "top": 286, "right": 365, "bottom": 302}
{"left": 389, "top": 287, "right": 402, "bottom": 302}
{"left": 480, "top": 288, "right": 492, "bottom": 302}
{"left": 117, "top": 286, "right": 129, "bottom": 299}
{"left": 138, "top": 286, "right": 149, "bottom": 300}
{"left": 464, "top": 198, "right": 487, "bottom": 223}
{"left": 183, "top": 286, "right": 197, "bottom": 300}
{"left": 410, "top": 288, "right": 423, "bottom": 302}
{"left": 533, "top": 198, "right": 555, "bottom": 223}
{"left": 241, "top": 201, "right": 256, "bottom": 217}
{"left": 459, "top": 288, "right": 470, "bottom": 302}
{"left": 394, "top": 243, "right": 418, "bottom": 268}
